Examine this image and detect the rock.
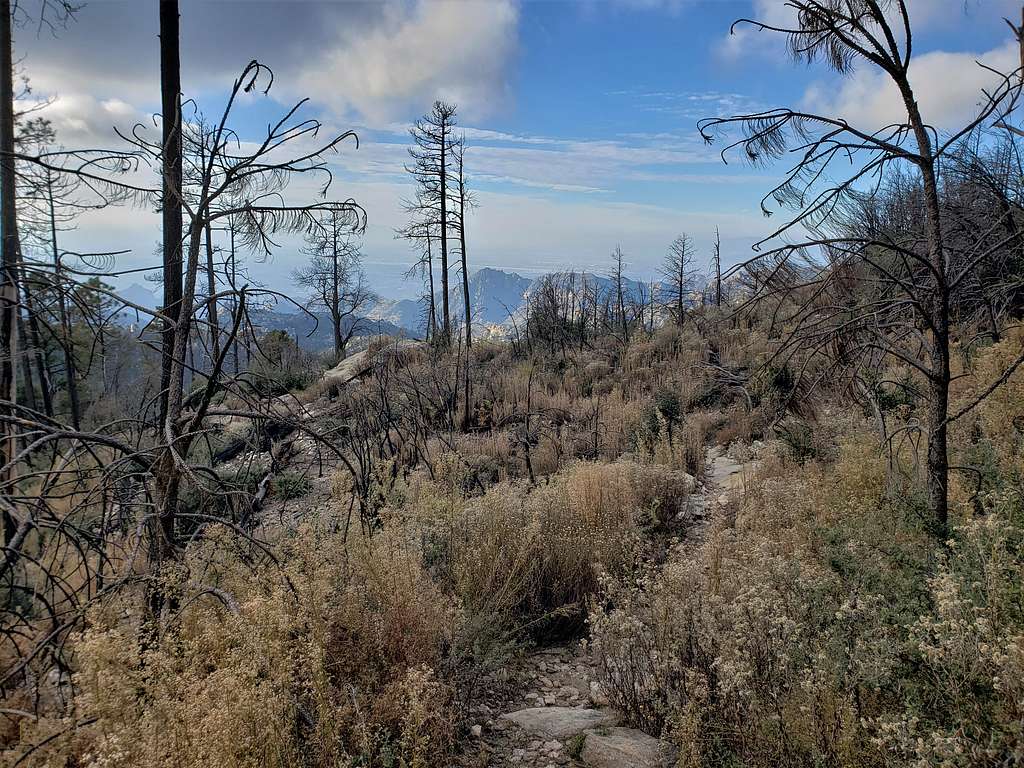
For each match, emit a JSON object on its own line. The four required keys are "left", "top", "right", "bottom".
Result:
{"left": 511, "top": 748, "right": 526, "bottom": 762}
{"left": 589, "top": 681, "right": 608, "bottom": 706}
{"left": 543, "top": 739, "right": 562, "bottom": 753}
{"left": 470, "top": 724, "right": 483, "bottom": 738}
{"left": 500, "top": 707, "right": 618, "bottom": 740}
{"left": 580, "top": 727, "right": 676, "bottom": 768}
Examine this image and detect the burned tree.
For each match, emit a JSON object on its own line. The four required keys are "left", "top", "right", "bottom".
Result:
{"left": 610, "top": 245, "right": 629, "bottom": 342}
{"left": 0, "top": 0, "right": 24, "bottom": 495}
{"left": 397, "top": 198, "right": 439, "bottom": 340}
{"left": 0, "top": 58, "right": 365, "bottom": 720}
{"left": 711, "top": 226, "right": 722, "bottom": 308}
{"left": 158, "top": 0, "right": 183, "bottom": 429}
{"left": 698, "top": 0, "right": 1024, "bottom": 536}
{"left": 452, "top": 135, "right": 474, "bottom": 350}
{"left": 405, "top": 100, "right": 458, "bottom": 346}
{"left": 660, "top": 233, "right": 696, "bottom": 325}
{"left": 120, "top": 60, "right": 364, "bottom": 573}
{"left": 292, "top": 213, "right": 375, "bottom": 361}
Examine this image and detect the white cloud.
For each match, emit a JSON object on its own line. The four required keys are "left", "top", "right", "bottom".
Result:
{"left": 298, "top": 0, "right": 518, "bottom": 125}
{"left": 717, "top": 0, "right": 796, "bottom": 61}
{"left": 610, "top": 88, "right": 765, "bottom": 120}
{"left": 472, "top": 174, "right": 608, "bottom": 193}
{"left": 461, "top": 127, "right": 557, "bottom": 145}
{"left": 802, "top": 40, "right": 1018, "bottom": 132}
{"left": 322, "top": 125, "right": 719, "bottom": 199}
{"left": 16, "top": 91, "right": 147, "bottom": 148}
{"left": 466, "top": 189, "right": 767, "bottom": 279}
{"left": 718, "top": 0, "right": 1023, "bottom": 62}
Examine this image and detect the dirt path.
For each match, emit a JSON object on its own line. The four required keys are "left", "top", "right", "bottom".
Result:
{"left": 462, "top": 445, "right": 751, "bottom": 768}
{"left": 460, "top": 642, "right": 609, "bottom": 767}
{"left": 706, "top": 444, "right": 759, "bottom": 493}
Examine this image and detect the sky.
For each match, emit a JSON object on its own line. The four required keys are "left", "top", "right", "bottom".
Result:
{"left": 14, "top": 0, "right": 1024, "bottom": 300}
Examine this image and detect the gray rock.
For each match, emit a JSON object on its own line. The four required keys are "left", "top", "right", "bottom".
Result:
{"left": 500, "top": 707, "right": 618, "bottom": 739}
{"left": 580, "top": 727, "right": 676, "bottom": 768}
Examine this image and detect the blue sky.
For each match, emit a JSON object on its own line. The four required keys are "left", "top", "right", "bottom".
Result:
{"left": 16, "top": 0, "right": 1024, "bottom": 300}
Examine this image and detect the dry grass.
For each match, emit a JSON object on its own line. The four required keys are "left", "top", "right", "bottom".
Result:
{"left": 11, "top": 528, "right": 458, "bottom": 768}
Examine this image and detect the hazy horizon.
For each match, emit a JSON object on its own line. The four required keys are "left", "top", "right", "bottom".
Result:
{"left": 15, "top": 0, "right": 1021, "bottom": 298}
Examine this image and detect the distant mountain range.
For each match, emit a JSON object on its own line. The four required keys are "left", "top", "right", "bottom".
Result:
{"left": 108, "top": 282, "right": 404, "bottom": 351}
{"left": 367, "top": 266, "right": 694, "bottom": 338}
{"left": 109, "top": 266, "right": 707, "bottom": 352}
{"left": 366, "top": 267, "right": 535, "bottom": 334}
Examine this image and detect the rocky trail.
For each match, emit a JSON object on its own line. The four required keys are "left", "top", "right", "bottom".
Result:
{"left": 222, "top": 362, "right": 758, "bottom": 767}
{"left": 460, "top": 446, "right": 753, "bottom": 768}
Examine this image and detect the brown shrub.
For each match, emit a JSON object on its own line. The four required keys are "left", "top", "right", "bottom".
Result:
{"left": 13, "top": 530, "right": 458, "bottom": 768}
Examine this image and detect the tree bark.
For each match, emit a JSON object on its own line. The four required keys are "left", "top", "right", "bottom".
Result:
{"left": 228, "top": 222, "right": 240, "bottom": 374}
{"left": 0, "top": 0, "right": 20, "bottom": 519}
{"left": 331, "top": 215, "right": 342, "bottom": 360}
{"left": 426, "top": 232, "right": 436, "bottom": 341}
{"left": 158, "top": 0, "right": 183, "bottom": 429}
{"left": 901, "top": 81, "right": 950, "bottom": 537}
{"left": 152, "top": 0, "right": 183, "bottom": 577}
{"left": 47, "top": 174, "right": 80, "bottom": 428}
{"left": 16, "top": 309, "right": 35, "bottom": 412}
{"left": 22, "top": 278, "right": 53, "bottom": 419}
{"left": 457, "top": 152, "right": 472, "bottom": 350}
{"left": 439, "top": 123, "right": 450, "bottom": 345}
{"left": 714, "top": 227, "right": 722, "bottom": 308}
{"left": 204, "top": 222, "right": 220, "bottom": 369}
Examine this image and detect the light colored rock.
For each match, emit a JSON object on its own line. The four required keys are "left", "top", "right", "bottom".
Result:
{"left": 470, "top": 723, "right": 483, "bottom": 738}
{"left": 580, "top": 727, "right": 676, "bottom": 768}
{"left": 500, "top": 707, "right": 618, "bottom": 740}
{"left": 321, "top": 339, "right": 424, "bottom": 386}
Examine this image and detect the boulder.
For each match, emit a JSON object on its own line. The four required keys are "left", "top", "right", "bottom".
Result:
{"left": 580, "top": 727, "right": 676, "bottom": 768}
{"left": 500, "top": 707, "right": 617, "bottom": 739}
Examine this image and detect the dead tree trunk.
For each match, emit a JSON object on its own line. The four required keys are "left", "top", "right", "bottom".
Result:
{"left": 713, "top": 227, "right": 722, "bottom": 308}
{"left": 153, "top": 0, "right": 183, "bottom": 574}
{"left": 204, "top": 222, "right": 220, "bottom": 368}
{"left": 331, "top": 216, "right": 342, "bottom": 359}
{"left": 158, "top": 0, "right": 183, "bottom": 429}
{"left": 0, "top": 0, "right": 20, "bottom": 549}
{"left": 47, "top": 174, "right": 80, "bottom": 428}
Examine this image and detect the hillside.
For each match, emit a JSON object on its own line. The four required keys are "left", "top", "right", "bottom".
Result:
{"left": 5, "top": 2, "right": 1024, "bottom": 768}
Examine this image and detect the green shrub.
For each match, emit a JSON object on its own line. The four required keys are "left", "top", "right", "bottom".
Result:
{"left": 273, "top": 471, "right": 312, "bottom": 500}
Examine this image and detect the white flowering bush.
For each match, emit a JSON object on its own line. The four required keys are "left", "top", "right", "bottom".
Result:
{"left": 873, "top": 498, "right": 1024, "bottom": 767}
{"left": 590, "top": 432, "right": 1024, "bottom": 768}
